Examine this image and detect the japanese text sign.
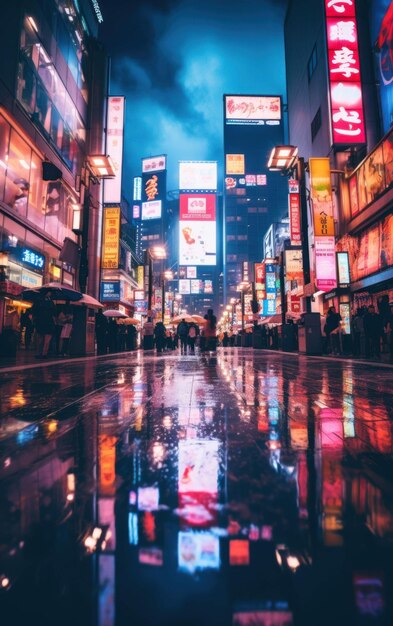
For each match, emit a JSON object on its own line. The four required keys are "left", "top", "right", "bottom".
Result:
{"left": 325, "top": 0, "right": 366, "bottom": 145}
{"left": 309, "top": 158, "right": 335, "bottom": 237}
{"left": 104, "top": 96, "right": 125, "bottom": 204}
{"left": 102, "top": 206, "right": 120, "bottom": 269}
{"left": 288, "top": 193, "right": 301, "bottom": 245}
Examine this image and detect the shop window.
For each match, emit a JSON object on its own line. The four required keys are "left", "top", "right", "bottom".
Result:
{"left": 50, "top": 106, "right": 64, "bottom": 150}
{"left": 4, "top": 129, "right": 32, "bottom": 218}
{"left": 27, "top": 152, "right": 45, "bottom": 229}
{"left": 61, "top": 124, "right": 72, "bottom": 167}
{"left": 0, "top": 115, "right": 10, "bottom": 203}
{"left": 17, "top": 58, "right": 37, "bottom": 115}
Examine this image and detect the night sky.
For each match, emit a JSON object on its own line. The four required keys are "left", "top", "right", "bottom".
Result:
{"left": 100, "top": 0, "right": 288, "bottom": 192}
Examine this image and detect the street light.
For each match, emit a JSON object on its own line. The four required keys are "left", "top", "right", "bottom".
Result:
{"left": 267, "top": 145, "right": 311, "bottom": 313}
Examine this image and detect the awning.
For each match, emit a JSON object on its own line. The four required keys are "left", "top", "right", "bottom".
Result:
{"left": 74, "top": 293, "right": 103, "bottom": 308}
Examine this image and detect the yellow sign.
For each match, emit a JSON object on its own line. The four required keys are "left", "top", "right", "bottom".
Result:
{"left": 137, "top": 265, "right": 144, "bottom": 288}
{"left": 102, "top": 206, "right": 120, "bottom": 269}
{"left": 226, "top": 153, "right": 245, "bottom": 175}
{"left": 309, "top": 158, "right": 335, "bottom": 237}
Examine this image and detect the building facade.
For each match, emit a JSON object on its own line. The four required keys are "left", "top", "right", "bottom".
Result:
{"left": 0, "top": 0, "right": 108, "bottom": 335}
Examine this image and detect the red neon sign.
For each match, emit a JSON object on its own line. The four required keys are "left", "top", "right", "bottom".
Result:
{"left": 325, "top": 0, "right": 366, "bottom": 145}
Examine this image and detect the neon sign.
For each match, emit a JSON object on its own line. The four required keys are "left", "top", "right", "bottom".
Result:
{"left": 325, "top": 0, "right": 366, "bottom": 145}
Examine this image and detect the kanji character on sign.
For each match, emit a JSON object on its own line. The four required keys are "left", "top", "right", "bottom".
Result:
{"left": 331, "top": 47, "right": 359, "bottom": 78}
{"left": 333, "top": 107, "right": 362, "bottom": 136}
{"left": 329, "top": 20, "right": 356, "bottom": 43}
{"left": 327, "top": 0, "right": 353, "bottom": 14}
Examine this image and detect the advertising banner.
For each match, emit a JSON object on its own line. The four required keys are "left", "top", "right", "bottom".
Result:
{"left": 133, "top": 176, "right": 142, "bottom": 201}
{"left": 101, "top": 281, "right": 120, "bottom": 302}
{"left": 224, "top": 95, "right": 281, "bottom": 124}
{"left": 289, "top": 193, "right": 301, "bottom": 245}
{"left": 179, "top": 194, "right": 217, "bottom": 266}
{"left": 142, "top": 200, "right": 162, "bottom": 220}
{"left": 285, "top": 249, "right": 304, "bottom": 283}
{"left": 132, "top": 204, "right": 140, "bottom": 219}
{"left": 337, "top": 252, "right": 350, "bottom": 286}
{"left": 372, "top": 1, "right": 393, "bottom": 135}
{"left": 190, "top": 279, "right": 202, "bottom": 294}
{"left": 104, "top": 96, "right": 125, "bottom": 204}
{"left": 309, "top": 158, "right": 335, "bottom": 237}
{"left": 179, "top": 161, "right": 217, "bottom": 191}
{"left": 137, "top": 265, "right": 144, "bottom": 288}
{"left": 226, "top": 154, "right": 245, "bottom": 175}
{"left": 102, "top": 206, "right": 121, "bottom": 269}
{"left": 187, "top": 266, "right": 197, "bottom": 278}
{"left": 324, "top": 0, "right": 366, "bottom": 145}
{"left": 142, "top": 155, "right": 166, "bottom": 173}
{"left": 179, "top": 279, "right": 191, "bottom": 294}
{"left": 254, "top": 262, "right": 266, "bottom": 286}
{"left": 142, "top": 170, "right": 166, "bottom": 205}
{"left": 315, "top": 236, "right": 337, "bottom": 291}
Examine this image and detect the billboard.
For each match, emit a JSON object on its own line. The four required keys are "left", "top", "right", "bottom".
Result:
{"left": 179, "top": 194, "right": 217, "bottom": 265}
{"left": 337, "top": 251, "right": 350, "bottom": 286}
{"left": 288, "top": 193, "right": 301, "bottom": 245}
{"left": 142, "top": 200, "right": 162, "bottom": 220}
{"left": 101, "top": 206, "right": 120, "bottom": 269}
{"left": 142, "top": 155, "right": 166, "bottom": 173}
{"left": 226, "top": 154, "right": 245, "bottom": 175}
{"left": 372, "top": 1, "right": 393, "bottom": 134}
{"left": 315, "top": 236, "right": 337, "bottom": 291}
{"left": 179, "top": 161, "right": 217, "bottom": 191}
{"left": 325, "top": 0, "right": 366, "bottom": 145}
{"left": 142, "top": 170, "right": 166, "bottom": 204}
{"left": 285, "top": 249, "right": 303, "bottom": 283}
{"left": 179, "top": 279, "right": 191, "bottom": 295}
{"left": 309, "top": 158, "right": 335, "bottom": 237}
{"left": 101, "top": 281, "right": 120, "bottom": 302}
{"left": 224, "top": 95, "right": 281, "bottom": 124}
{"left": 104, "top": 96, "right": 125, "bottom": 204}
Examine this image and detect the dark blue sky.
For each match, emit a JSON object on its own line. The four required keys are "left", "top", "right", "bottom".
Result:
{"left": 100, "top": 0, "right": 288, "bottom": 191}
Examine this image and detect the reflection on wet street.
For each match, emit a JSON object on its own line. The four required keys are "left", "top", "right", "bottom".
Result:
{"left": 0, "top": 349, "right": 392, "bottom": 626}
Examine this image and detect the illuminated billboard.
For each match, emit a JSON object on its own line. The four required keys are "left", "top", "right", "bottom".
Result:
{"left": 372, "top": 1, "right": 393, "bottom": 134}
{"left": 142, "top": 170, "right": 166, "bottom": 204}
{"left": 226, "top": 154, "right": 245, "bottom": 175}
{"left": 142, "top": 154, "right": 166, "bottom": 173}
{"left": 101, "top": 206, "right": 120, "bottom": 269}
{"left": 225, "top": 95, "right": 281, "bottom": 124}
{"left": 179, "top": 194, "right": 217, "bottom": 266}
{"left": 142, "top": 200, "right": 162, "bottom": 220}
{"left": 178, "top": 532, "right": 220, "bottom": 574}
{"left": 104, "top": 96, "right": 125, "bottom": 204}
{"left": 179, "top": 279, "right": 191, "bottom": 295}
{"left": 179, "top": 161, "right": 217, "bottom": 191}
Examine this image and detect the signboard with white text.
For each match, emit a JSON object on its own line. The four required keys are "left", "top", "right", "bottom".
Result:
{"left": 315, "top": 236, "right": 337, "bottom": 291}
{"left": 142, "top": 155, "right": 166, "bottom": 173}
{"left": 324, "top": 0, "right": 366, "bottom": 145}
{"left": 179, "top": 161, "right": 217, "bottom": 191}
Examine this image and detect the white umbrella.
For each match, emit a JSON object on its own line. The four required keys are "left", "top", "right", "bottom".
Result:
{"left": 103, "top": 309, "right": 127, "bottom": 318}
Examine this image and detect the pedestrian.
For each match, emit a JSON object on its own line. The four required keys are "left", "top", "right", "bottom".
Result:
{"left": 126, "top": 323, "right": 137, "bottom": 351}
{"left": 204, "top": 309, "right": 217, "bottom": 352}
{"left": 31, "top": 291, "right": 56, "bottom": 359}
{"left": 118, "top": 321, "right": 127, "bottom": 351}
{"left": 187, "top": 322, "right": 199, "bottom": 354}
{"left": 177, "top": 318, "right": 189, "bottom": 355}
{"left": 58, "top": 306, "right": 73, "bottom": 356}
{"left": 222, "top": 331, "right": 230, "bottom": 347}
{"left": 107, "top": 318, "right": 119, "bottom": 353}
{"left": 351, "top": 309, "right": 364, "bottom": 357}
{"left": 363, "top": 305, "right": 383, "bottom": 359}
{"left": 154, "top": 321, "right": 167, "bottom": 353}
{"left": 20, "top": 309, "right": 33, "bottom": 350}
{"left": 325, "top": 306, "right": 342, "bottom": 355}
{"left": 95, "top": 309, "right": 108, "bottom": 355}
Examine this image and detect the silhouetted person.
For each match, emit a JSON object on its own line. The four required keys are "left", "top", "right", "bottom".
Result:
{"left": 154, "top": 321, "right": 167, "bottom": 353}
{"left": 204, "top": 309, "right": 217, "bottom": 352}
{"left": 95, "top": 309, "right": 108, "bottom": 355}
{"left": 177, "top": 319, "right": 189, "bottom": 355}
{"left": 364, "top": 305, "right": 383, "bottom": 359}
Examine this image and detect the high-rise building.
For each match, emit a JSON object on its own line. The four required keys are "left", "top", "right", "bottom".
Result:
{"left": 222, "top": 94, "right": 288, "bottom": 305}
{"left": 0, "top": 0, "right": 108, "bottom": 335}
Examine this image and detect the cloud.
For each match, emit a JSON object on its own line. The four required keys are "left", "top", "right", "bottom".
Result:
{"left": 103, "top": 0, "right": 288, "bottom": 191}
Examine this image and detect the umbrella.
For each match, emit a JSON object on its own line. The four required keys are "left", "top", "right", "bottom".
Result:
{"left": 123, "top": 318, "right": 140, "bottom": 325}
{"left": 74, "top": 294, "right": 103, "bottom": 308}
{"left": 171, "top": 314, "right": 193, "bottom": 324}
{"left": 103, "top": 309, "right": 127, "bottom": 318}
{"left": 21, "top": 282, "right": 82, "bottom": 302}
{"left": 191, "top": 315, "right": 206, "bottom": 325}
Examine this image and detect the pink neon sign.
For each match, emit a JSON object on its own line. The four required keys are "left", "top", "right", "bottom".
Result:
{"left": 325, "top": 0, "right": 366, "bottom": 145}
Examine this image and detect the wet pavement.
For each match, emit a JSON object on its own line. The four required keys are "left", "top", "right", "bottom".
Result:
{"left": 0, "top": 348, "right": 392, "bottom": 626}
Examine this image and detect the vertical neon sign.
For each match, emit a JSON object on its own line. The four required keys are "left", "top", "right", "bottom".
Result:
{"left": 325, "top": 0, "right": 366, "bottom": 145}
